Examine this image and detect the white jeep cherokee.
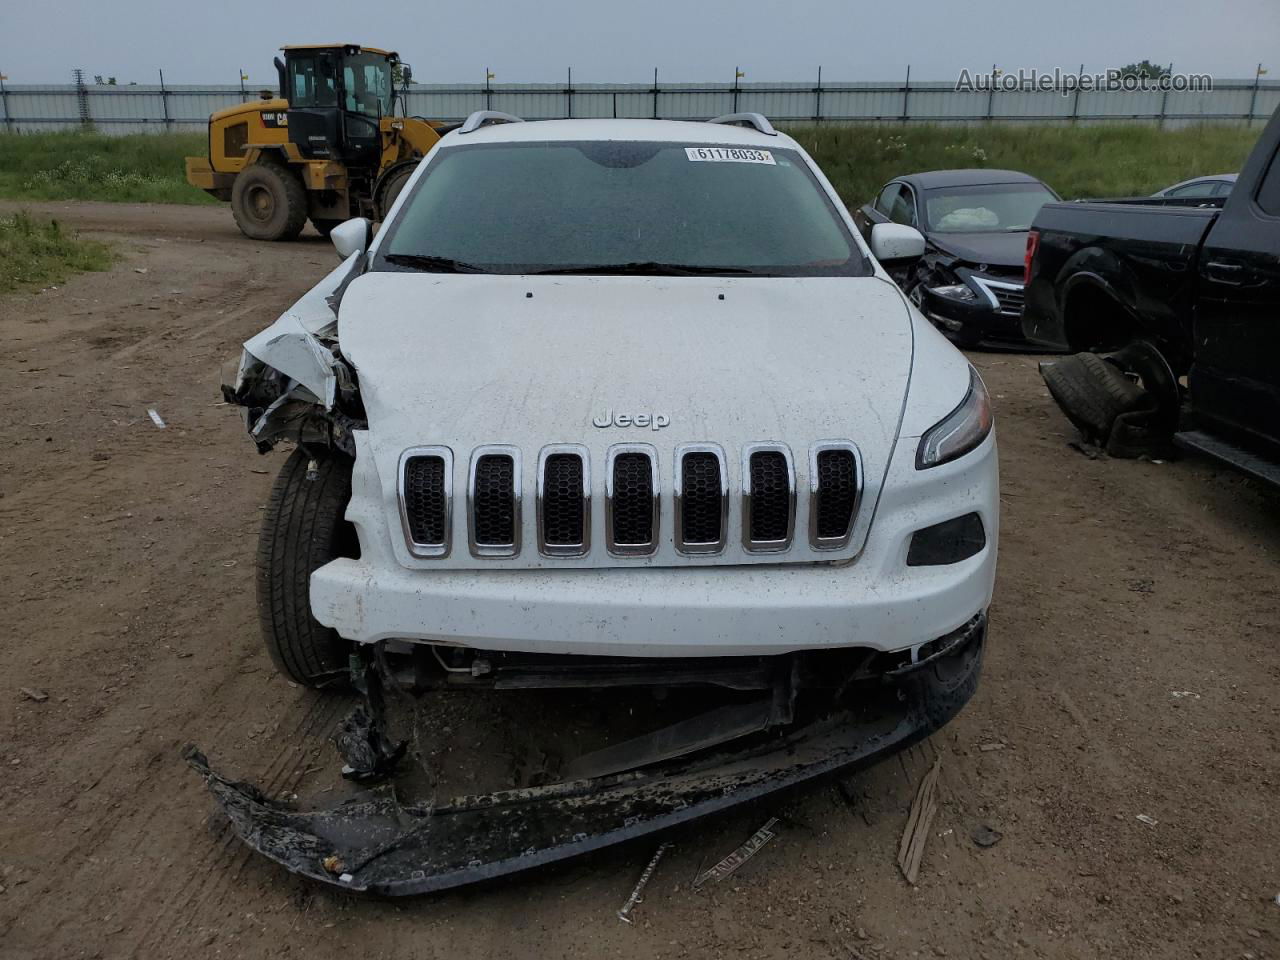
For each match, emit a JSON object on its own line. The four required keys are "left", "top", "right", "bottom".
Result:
{"left": 210, "top": 111, "right": 998, "bottom": 894}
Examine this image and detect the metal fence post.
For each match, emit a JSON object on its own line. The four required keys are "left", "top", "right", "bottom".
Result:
{"left": 0, "top": 72, "right": 12, "bottom": 133}
{"left": 1248, "top": 63, "right": 1263, "bottom": 127}
{"left": 652, "top": 67, "right": 658, "bottom": 119}
{"left": 813, "top": 65, "right": 822, "bottom": 123}
{"left": 566, "top": 67, "right": 573, "bottom": 119}
{"left": 733, "top": 66, "right": 740, "bottom": 113}
{"left": 1157, "top": 62, "right": 1172, "bottom": 129}
{"left": 238, "top": 69, "right": 247, "bottom": 103}
{"left": 485, "top": 68, "right": 492, "bottom": 110}
{"left": 612, "top": 91, "right": 618, "bottom": 118}
{"left": 159, "top": 68, "right": 172, "bottom": 131}
{"left": 985, "top": 63, "right": 996, "bottom": 121}
{"left": 1071, "top": 63, "right": 1084, "bottom": 123}
{"left": 902, "top": 64, "right": 911, "bottom": 123}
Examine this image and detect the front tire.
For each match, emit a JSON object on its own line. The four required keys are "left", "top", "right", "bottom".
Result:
{"left": 257, "top": 450, "right": 359, "bottom": 689}
{"left": 231, "top": 159, "right": 308, "bottom": 241}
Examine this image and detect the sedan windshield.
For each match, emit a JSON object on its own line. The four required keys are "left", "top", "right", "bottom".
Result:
{"left": 374, "top": 140, "right": 867, "bottom": 276}
{"left": 923, "top": 182, "right": 1057, "bottom": 233}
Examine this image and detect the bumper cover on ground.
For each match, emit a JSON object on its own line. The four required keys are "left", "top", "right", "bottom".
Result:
{"left": 184, "top": 619, "right": 983, "bottom": 896}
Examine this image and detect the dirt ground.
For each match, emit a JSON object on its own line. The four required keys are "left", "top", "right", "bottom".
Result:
{"left": 1, "top": 201, "right": 1278, "bottom": 960}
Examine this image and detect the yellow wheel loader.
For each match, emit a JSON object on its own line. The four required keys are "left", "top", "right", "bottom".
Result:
{"left": 185, "top": 45, "right": 446, "bottom": 241}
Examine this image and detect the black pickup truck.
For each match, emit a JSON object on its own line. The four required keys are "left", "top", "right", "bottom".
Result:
{"left": 1023, "top": 106, "right": 1280, "bottom": 486}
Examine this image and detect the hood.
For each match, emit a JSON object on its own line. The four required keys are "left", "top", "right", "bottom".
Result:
{"left": 338, "top": 273, "right": 914, "bottom": 569}
{"left": 926, "top": 231, "right": 1027, "bottom": 270}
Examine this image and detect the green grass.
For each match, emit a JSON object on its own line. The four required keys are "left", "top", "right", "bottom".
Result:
{"left": 0, "top": 131, "right": 216, "bottom": 205}
{"left": 787, "top": 123, "right": 1259, "bottom": 204}
{"left": 0, "top": 124, "right": 1261, "bottom": 209}
{"left": 0, "top": 211, "right": 116, "bottom": 294}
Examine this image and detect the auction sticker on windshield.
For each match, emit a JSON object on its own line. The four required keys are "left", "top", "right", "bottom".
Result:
{"left": 685, "top": 146, "right": 776, "bottom": 164}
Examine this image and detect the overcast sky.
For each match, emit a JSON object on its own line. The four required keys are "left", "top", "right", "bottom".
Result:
{"left": 3, "top": 0, "right": 1276, "bottom": 85}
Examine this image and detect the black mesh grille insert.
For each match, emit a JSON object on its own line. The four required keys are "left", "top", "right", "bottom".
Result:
{"left": 404, "top": 456, "right": 447, "bottom": 545}
{"left": 748, "top": 451, "right": 790, "bottom": 542}
{"left": 472, "top": 454, "right": 515, "bottom": 546}
{"left": 680, "top": 452, "right": 723, "bottom": 546}
{"left": 815, "top": 449, "right": 857, "bottom": 540}
{"left": 611, "top": 453, "right": 654, "bottom": 546}
{"left": 542, "top": 454, "right": 584, "bottom": 547}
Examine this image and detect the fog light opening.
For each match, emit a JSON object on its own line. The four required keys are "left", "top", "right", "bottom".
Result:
{"left": 907, "top": 512, "right": 986, "bottom": 566}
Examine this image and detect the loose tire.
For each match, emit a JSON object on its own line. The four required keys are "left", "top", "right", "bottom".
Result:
{"left": 1040, "top": 352, "right": 1149, "bottom": 443}
{"left": 231, "top": 159, "right": 308, "bottom": 241}
{"left": 257, "top": 449, "right": 359, "bottom": 689}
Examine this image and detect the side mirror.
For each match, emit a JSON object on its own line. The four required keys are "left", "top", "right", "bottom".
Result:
{"left": 400, "top": 63, "right": 414, "bottom": 85}
{"left": 870, "top": 223, "right": 926, "bottom": 264}
{"left": 331, "top": 217, "right": 372, "bottom": 260}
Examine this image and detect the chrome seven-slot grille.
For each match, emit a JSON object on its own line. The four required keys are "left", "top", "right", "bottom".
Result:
{"left": 399, "top": 442, "right": 860, "bottom": 559}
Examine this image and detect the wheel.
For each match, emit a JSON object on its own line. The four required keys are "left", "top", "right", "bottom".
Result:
{"left": 310, "top": 218, "right": 344, "bottom": 238}
{"left": 231, "top": 159, "right": 308, "bottom": 241}
{"left": 1040, "top": 352, "right": 1150, "bottom": 443}
{"left": 375, "top": 165, "right": 414, "bottom": 220}
{"left": 257, "top": 449, "right": 359, "bottom": 688}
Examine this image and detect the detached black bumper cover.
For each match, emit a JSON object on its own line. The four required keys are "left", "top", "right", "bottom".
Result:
{"left": 184, "top": 619, "right": 984, "bottom": 896}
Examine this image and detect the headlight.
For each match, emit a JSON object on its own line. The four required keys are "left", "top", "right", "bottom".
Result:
{"left": 916, "top": 369, "right": 993, "bottom": 469}
{"left": 927, "top": 282, "right": 977, "bottom": 301}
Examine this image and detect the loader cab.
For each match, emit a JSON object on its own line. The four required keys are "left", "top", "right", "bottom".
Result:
{"left": 276, "top": 45, "right": 396, "bottom": 169}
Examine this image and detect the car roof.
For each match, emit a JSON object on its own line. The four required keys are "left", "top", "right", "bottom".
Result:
{"left": 441, "top": 117, "right": 800, "bottom": 149}
{"left": 1166, "top": 173, "right": 1238, "bottom": 187}
{"left": 896, "top": 169, "right": 1046, "bottom": 190}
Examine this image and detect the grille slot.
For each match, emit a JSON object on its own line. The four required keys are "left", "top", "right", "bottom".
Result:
{"left": 538, "top": 446, "right": 589, "bottom": 556}
{"left": 400, "top": 447, "right": 453, "bottom": 557}
{"left": 809, "top": 442, "right": 860, "bottom": 550}
{"left": 607, "top": 446, "right": 658, "bottom": 555}
{"left": 675, "top": 445, "right": 727, "bottom": 553}
{"left": 743, "top": 445, "right": 794, "bottom": 551}
{"left": 992, "top": 285, "right": 1025, "bottom": 317}
{"left": 468, "top": 446, "right": 521, "bottom": 557}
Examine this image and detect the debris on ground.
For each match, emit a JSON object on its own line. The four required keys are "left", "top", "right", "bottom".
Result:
{"left": 147, "top": 408, "right": 166, "bottom": 429}
{"left": 1170, "top": 691, "right": 1201, "bottom": 699}
{"left": 978, "top": 742, "right": 1006, "bottom": 752}
{"left": 1136, "top": 814, "right": 1158, "bottom": 826}
{"left": 971, "top": 824, "right": 1003, "bottom": 848}
{"left": 20, "top": 687, "right": 49, "bottom": 703}
{"left": 898, "top": 755, "right": 942, "bottom": 885}
{"left": 693, "top": 818, "right": 781, "bottom": 888}
{"left": 617, "top": 842, "right": 672, "bottom": 923}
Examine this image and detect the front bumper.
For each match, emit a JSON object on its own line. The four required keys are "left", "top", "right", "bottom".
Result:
{"left": 186, "top": 613, "right": 985, "bottom": 896}
{"left": 917, "top": 273, "right": 1030, "bottom": 346}
{"left": 311, "top": 433, "right": 999, "bottom": 658}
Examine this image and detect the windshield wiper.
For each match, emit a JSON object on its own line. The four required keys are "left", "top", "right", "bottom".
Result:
{"left": 531, "top": 261, "right": 760, "bottom": 277}
{"left": 382, "top": 253, "right": 489, "bottom": 274}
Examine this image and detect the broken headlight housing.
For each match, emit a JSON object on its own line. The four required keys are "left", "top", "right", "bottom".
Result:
{"left": 916, "top": 369, "right": 993, "bottom": 469}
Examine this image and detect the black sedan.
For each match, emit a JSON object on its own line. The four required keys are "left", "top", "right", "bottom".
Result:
{"left": 855, "top": 169, "right": 1059, "bottom": 348}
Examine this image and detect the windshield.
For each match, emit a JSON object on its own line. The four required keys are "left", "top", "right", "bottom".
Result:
{"left": 374, "top": 140, "right": 867, "bottom": 276}
{"left": 343, "top": 53, "right": 392, "bottom": 118}
{"left": 923, "top": 182, "right": 1057, "bottom": 233}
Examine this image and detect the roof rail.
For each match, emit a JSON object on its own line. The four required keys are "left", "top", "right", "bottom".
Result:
{"left": 458, "top": 110, "right": 525, "bottom": 135}
{"left": 707, "top": 112, "right": 778, "bottom": 136}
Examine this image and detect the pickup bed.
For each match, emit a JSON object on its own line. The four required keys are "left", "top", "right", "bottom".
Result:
{"left": 1023, "top": 106, "right": 1280, "bottom": 483}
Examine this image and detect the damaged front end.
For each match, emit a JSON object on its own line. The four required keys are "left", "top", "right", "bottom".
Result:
{"left": 185, "top": 615, "right": 985, "bottom": 896}
{"left": 223, "top": 253, "right": 366, "bottom": 455}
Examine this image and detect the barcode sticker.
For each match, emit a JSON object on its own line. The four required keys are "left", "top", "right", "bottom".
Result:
{"left": 685, "top": 147, "right": 775, "bottom": 165}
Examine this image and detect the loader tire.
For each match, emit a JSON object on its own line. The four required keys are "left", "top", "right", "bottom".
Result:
{"left": 231, "top": 159, "right": 308, "bottom": 241}
{"left": 1040, "top": 351, "right": 1149, "bottom": 443}
{"left": 375, "top": 164, "right": 414, "bottom": 221}
{"left": 257, "top": 449, "right": 358, "bottom": 689}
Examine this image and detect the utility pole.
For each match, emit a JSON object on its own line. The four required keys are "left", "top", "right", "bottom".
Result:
{"left": 1248, "top": 63, "right": 1267, "bottom": 127}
